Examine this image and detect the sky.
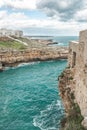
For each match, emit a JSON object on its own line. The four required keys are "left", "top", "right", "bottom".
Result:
{"left": 0, "top": 0, "right": 87, "bottom": 36}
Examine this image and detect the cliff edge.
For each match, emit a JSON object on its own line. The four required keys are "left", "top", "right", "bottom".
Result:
{"left": 58, "top": 30, "right": 87, "bottom": 130}
{"left": 0, "top": 37, "right": 68, "bottom": 70}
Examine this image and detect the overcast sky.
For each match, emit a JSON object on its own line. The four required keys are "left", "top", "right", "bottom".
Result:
{"left": 0, "top": 0, "right": 87, "bottom": 36}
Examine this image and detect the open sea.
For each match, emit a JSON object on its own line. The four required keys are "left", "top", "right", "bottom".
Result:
{"left": 0, "top": 36, "right": 78, "bottom": 130}
{"left": 30, "top": 36, "right": 79, "bottom": 46}
{"left": 53, "top": 36, "right": 78, "bottom": 46}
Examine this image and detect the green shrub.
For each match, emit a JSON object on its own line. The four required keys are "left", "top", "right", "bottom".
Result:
{"left": 60, "top": 72, "right": 64, "bottom": 78}
{"left": 70, "top": 92, "right": 75, "bottom": 100}
{"left": 60, "top": 92, "right": 85, "bottom": 130}
{"left": 68, "top": 76, "right": 73, "bottom": 80}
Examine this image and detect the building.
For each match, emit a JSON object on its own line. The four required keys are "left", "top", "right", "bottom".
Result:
{"left": 14, "top": 30, "right": 23, "bottom": 37}
{"left": 0, "top": 28, "right": 23, "bottom": 37}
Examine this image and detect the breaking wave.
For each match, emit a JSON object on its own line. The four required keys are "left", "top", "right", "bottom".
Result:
{"left": 33, "top": 100, "right": 64, "bottom": 130}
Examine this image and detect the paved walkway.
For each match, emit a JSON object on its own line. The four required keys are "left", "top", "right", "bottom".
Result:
{"left": 8, "top": 36, "right": 28, "bottom": 46}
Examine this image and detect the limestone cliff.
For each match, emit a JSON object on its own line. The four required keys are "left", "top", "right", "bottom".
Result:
{"left": 0, "top": 37, "right": 68, "bottom": 70}
{"left": 0, "top": 47, "right": 68, "bottom": 69}
{"left": 59, "top": 30, "right": 87, "bottom": 129}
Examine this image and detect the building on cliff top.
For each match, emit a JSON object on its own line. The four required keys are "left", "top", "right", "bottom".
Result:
{"left": 0, "top": 28, "right": 23, "bottom": 37}
{"left": 68, "top": 29, "right": 87, "bottom": 128}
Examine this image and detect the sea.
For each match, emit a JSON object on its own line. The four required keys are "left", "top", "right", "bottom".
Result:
{"left": 29, "top": 36, "right": 79, "bottom": 47}
{"left": 0, "top": 36, "right": 78, "bottom": 130}
{"left": 53, "top": 36, "right": 78, "bottom": 46}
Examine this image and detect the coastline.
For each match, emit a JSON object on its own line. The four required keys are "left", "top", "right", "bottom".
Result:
{"left": 0, "top": 36, "right": 68, "bottom": 71}
{"left": 0, "top": 47, "right": 68, "bottom": 71}
{"left": 0, "top": 58, "right": 68, "bottom": 72}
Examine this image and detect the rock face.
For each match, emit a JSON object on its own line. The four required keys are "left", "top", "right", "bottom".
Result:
{"left": 0, "top": 36, "right": 68, "bottom": 68}
{"left": 0, "top": 62, "right": 3, "bottom": 71}
{"left": 0, "top": 47, "right": 68, "bottom": 67}
{"left": 59, "top": 29, "right": 87, "bottom": 129}
{"left": 59, "top": 68, "right": 75, "bottom": 116}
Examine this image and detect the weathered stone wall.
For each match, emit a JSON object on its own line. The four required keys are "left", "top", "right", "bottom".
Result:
{"left": 68, "top": 41, "right": 79, "bottom": 68}
{"left": 67, "top": 29, "right": 87, "bottom": 128}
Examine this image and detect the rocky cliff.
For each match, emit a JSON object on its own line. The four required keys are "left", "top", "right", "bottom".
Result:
{"left": 59, "top": 68, "right": 85, "bottom": 130}
{"left": 0, "top": 47, "right": 68, "bottom": 68}
{"left": 58, "top": 30, "right": 87, "bottom": 130}
{"left": 0, "top": 37, "right": 68, "bottom": 70}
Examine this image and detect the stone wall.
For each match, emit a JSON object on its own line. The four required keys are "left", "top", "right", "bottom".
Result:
{"left": 67, "top": 29, "right": 87, "bottom": 128}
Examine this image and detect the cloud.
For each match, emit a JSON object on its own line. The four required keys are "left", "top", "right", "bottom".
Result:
{"left": 0, "top": 10, "right": 7, "bottom": 19}
{"left": 0, "top": 10, "right": 86, "bottom": 34}
{"left": 37, "top": 0, "right": 87, "bottom": 21}
{"left": 0, "top": 0, "right": 38, "bottom": 10}
{"left": 0, "top": 0, "right": 4, "bottom": 7}
{"left": 74, "top": 9, "right": 87, "bottom": 22}
{"left": 0, "top": 10, "right": 77, "bottom": 29}
{"left": 0, "top": 0, "right": 87, "bottom": 35}
{"left": 0, "top": 11, "right": 28, "bottom": 28}
{"left": 1, "top": 0, "right": 87, "bottom": 22}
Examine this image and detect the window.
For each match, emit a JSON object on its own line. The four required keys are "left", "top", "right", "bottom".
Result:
{"left": 72, "top": 52, "right": 76, "bottom": 67}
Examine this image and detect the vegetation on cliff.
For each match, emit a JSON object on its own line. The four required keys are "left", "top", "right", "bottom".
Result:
{"left": 0, "top": 37, "right": 27, "bottom": 50}
{"left": 60, "top": 95, "right": 85, "bottom": 130}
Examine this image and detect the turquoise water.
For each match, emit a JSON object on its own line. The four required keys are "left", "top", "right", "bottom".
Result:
{"left": 53, "top": 36, "right": 78, "bottom": 46}
{"left": 0, "top": 60, "right": 67, "bottom": 130}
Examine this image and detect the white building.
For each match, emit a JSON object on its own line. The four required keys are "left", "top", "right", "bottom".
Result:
{"left": 0, "top": 28, "right": 23, "bottom": 37}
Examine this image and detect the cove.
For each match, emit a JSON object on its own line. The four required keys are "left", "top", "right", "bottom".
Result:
{"left": 0, "top": 60, "right": 67, "bottom": 130}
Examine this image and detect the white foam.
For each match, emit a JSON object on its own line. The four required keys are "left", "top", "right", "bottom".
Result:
{"left": 3, "top": 97, "right": 11, "bottom": 114}
{"left": 48, "top": 42, "right": 64, "bottom": 46}
{"left": 5, "top": 67, "right": 11, "bottom": 71}
{"left": 58, "top": 42, "right": 64, "bottom": 46}
{"left": 17, "top": 61, "right": 40, "bottom": 67}
{"left": 33, "top": 100, "right": 64, "bottom": 130}
{"left": 33, "top": 117, "right": 57, "bottom": 130}
{"left": 5, "top": 61, "right": 40, "bottom": 71}
{"left": 46, "top": 60, "right": 54, "bottom": 63}
{"left": 18, "top": 62, "right": 37, "bottom": 67}
{"left": 33, "top": 117, "right": 45, "bottom": 130}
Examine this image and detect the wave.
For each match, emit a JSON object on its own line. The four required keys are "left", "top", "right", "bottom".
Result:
{"left": 5, "top": 61, "right": 40, "bottom": 71}
{"left": 46, "top": 60, "right": 54, "bottom": 63}
{"left": 48, "top": 42, "right": 64, "bottom": 46}
{"left": 33, "top": 100, "right": 64, "bottom": 130}
{"left": 5, "top": 67, "right": 11, "bottom": 71}
{"left": 17, "top": 61, "right": 40, "bottom": 67}
{"left": 4, "top": 60, "right": 65, "bottom": 71}
{"left": 57, "top": 42, "right": 64, "bottom": 46}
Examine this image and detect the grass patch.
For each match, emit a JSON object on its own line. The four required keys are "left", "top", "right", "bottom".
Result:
{"left": 0, "top": 41, "right": 27, "bottom": 50}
